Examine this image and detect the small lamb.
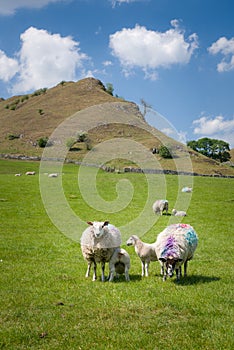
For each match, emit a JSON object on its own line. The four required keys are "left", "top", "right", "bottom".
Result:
{"left": 48, "top": 173, "right": 58, "bottom": 177}
{"left": 25, "top": 171, "right": 35, "bottom": 175}
{"left": 127, "top": 235, "right": 158, "bottom": 277}
{"left": 109, "top": 247, "right": 130, "bottom": 282}
{"left": 152, "top": 199, "right": 168, "bottom": 215}
{"left": 155, "top": 223, "right": 198, "bottom": 282}
{"left": 172, "top": 209, "right": 187, "bottom": 217}
{"left": 81, "top": 221, "right": 121, "bottom": 282}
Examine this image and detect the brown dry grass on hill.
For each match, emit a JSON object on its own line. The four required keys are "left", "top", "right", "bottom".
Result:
{"left": 0, "top": 77, "right": 234, "bottom": 176}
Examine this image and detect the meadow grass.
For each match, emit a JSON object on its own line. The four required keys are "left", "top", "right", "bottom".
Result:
{"left": 0, "top": 159, "right": 233, "bottom": 350}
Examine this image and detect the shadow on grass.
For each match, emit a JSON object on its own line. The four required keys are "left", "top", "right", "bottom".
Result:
{"left": 173, "top": 275, "right": 221, "bottom": 285}
{"left": 109, "top": 274, "right": 142, "bottom": 283}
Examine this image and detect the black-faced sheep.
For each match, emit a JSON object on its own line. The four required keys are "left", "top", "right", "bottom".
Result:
{"left": 155, "top": 223, "right": 198, "bottom": 282}
{"left": 109, "top": 247, "right": 130, "bottom": 282}
{"left": 126, "top": 235, "right": 158, "bottom": 277}
{"left": 152, "top": 199, "right": 168, "bottom": 215}
{"left": 80, "top": 221, "right": 121, "bottom": 282}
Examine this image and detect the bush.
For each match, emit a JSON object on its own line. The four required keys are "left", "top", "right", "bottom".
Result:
{"left": 38, "top": 137, "right": 49, "bottom": 148}
{"left": 159, "top": 145, "right": 172, "bottom": 159}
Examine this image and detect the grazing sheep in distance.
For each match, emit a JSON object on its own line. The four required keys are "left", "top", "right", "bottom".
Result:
{"left": 182, "top": 187, "right": 192, "bottom": 193}
{"left": 109, "top": 248, "right": 130, "bottom": 282}
{"left": 25, "top": 171, "right": 35, "bottom": 175}
{"left": 48, "top": 173, "right": 58, "bottom": 177}
{"left": 155, "top": 223, "right": 198, "bottom": 282}
{"left": 152, "top": 199, "right": 169, "bottom": 215}
{"left": 172, "top": 209, "right": 187, "bottom": 217}
{"left": 15, "top": 173, "right": 21, "bottom": 176}
{"left": 126, "top": 235, "right": 158, "bottom": 277}
{"left": 81, "top": 221, "right": 121, "bottom": 282}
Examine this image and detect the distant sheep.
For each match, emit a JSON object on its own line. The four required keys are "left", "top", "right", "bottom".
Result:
{"left": 155, "top": 223, "right": 198, "bottom": 281}
{"left": 15, "top": 173, "right": 21, "bottom": 176}
{"left": 182, "top": 187, "right": 192, "bottom": 193}
{"left": 25, "top": 171, "right": 35, "bottom": 175}
{"left": 152, "top": 199, "right": 168, "bottom": 215}
{"left": 172, "top": 209, "right": 187, "bottom": 217}
{"left": 109, "top": 247, "right": 130, "bottom": 282}
{"left": 48, "top": 173, "right": 58, "bottom": 177}
{"left": 127, "top": 235, "right": 158, "bottom": 277}
{"left": 81, "top": 221, "right": 121, "bottom": 282}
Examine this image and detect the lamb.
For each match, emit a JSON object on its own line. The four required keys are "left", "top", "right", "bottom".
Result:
{"left": 126, "top": 235, "right": 158, "bottom": 277}
{"left": 152, "top": 199, "right": 168, "bottom": 215}
{"left": 15, "top": 173, "right": 21, "bottom": 176}
{"left": 172, "top": 209, "right": 187, "bottom": 217}
{"left": 182, "top": 186, "right": 192, "bottom": 193}
{"left": 155, "top": 223, "right": 198, "bottom": 282}
{"left": 25, "top": 171, "right": 35, "bottom": 175}
{"left": 108, "top": 247, "right": 130, "bottom": 282}
{"left": 80, "top": 221, "right": 121, "bottom": 282}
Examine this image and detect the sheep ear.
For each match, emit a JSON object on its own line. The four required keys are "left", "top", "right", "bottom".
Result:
{"left": 103, "top": 221, "right": 109, "bottom": 227}
{"left": 87, "top": 221, "right": 93, "bottom": 226}
{"left": 159, "top": 258, "right": 166, "bottom": 262}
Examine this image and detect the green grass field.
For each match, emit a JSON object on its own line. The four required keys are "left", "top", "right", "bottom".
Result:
{"left": 0, "top": 159, "right": 233, "bottom": 350}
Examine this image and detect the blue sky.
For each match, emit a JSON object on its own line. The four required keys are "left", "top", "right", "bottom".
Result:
{"left": 0, "top": 0, "right": 234, "bottom": 147}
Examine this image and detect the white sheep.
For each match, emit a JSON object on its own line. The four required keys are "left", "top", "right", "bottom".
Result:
{"left": 155, "top": 223, "right": 198, "bottom": 282}
{"left": 182, "top": 187, "right": 192, "bottom": 193}
{"left": 109, "top": 247, "right": 130, "bottom": 282}
{"left": 15, "top": 173, "right": 21, "bottom": 176}
{"left": 152, "top": 199, "right": 168, "bottom": 215}
{"left": 126, "top": 235, "right": 158, "bottom": 277}
{"left": 25, "top": 171, "right": 35, "bottom": 175}
{"left": 48, "top": 173, "right": 58, "bottom": 177}
{"left": 80, "top": 221, "right": 121, "bottom": 282}
{"left": 172, "top": 209, "right": 187, "bottom": 217}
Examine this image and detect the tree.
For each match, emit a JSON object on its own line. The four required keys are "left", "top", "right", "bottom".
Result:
{"left": 159, "top": 145, "right": 172, "bottom": 159}
{"left": 105, "top": 83, "right": 114, "bottom": 96}
{"left": 187, "top": 138, "right": 231, "bottom": 162}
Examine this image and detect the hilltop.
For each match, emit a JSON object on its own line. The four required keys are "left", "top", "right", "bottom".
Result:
{"left": 0, "top": 77, "right": 233, "bottom": 177}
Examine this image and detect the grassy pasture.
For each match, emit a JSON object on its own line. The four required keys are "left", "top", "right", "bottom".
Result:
{"left": 0, "top": 159, "right": 233, "bottom": 350}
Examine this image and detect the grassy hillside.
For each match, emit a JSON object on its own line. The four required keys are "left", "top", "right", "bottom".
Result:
{"left": 0, "top": 159, "right": 233, "bottom": 349}
{"left": 0, "top": 77, "right": 233, "bottom": 176}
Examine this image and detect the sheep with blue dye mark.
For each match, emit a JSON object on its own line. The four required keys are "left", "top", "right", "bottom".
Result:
{"left": 155, "top": 223, "right": 198, "bottom": 281}
{"left": 126, "top": 235, "right": 158, "bottom": 277}
{"left": 109, "top": 247, "right": 130, "bottom": 282}
{"left": 152, "top": 199, "right": 168, "bottom": 215}
{"left": 81, "top": 221, "right": 121, "bottom": 282}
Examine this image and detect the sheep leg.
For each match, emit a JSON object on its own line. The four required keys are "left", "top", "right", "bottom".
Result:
{"left": 162, "top": 263, "right": 167, "bottom": 281}
{"left": 101, "top": 262, "right": 106, "bottom": 282}
{"left": 108, "top": 266, "right": 115, "bottom": 282}
{"left": 85, "top": 261, "right": 92, "bottom": 278}
{"left": 92, "top": 261, "right": 97, "bottom": 281}
{"left": 125, "top": 267, "right": 130, "bottom": 282}
{"left": 145, "top": 261, "right": 150, "bottom": 277}
{"left": 184, "top": 260, "right": 188, "bottom": 277}
{"left": 141, "top": 261, "right": 145, "bottom": 276}
{"left": 176, "top": 266, "right": 182, "bottom": 282}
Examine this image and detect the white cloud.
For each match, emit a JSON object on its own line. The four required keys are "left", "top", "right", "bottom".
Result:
{"left": 0, "top": 50, "right": 19, "bottom": 81}
{"left": 208, "top": 37, "right": 234, "bottom": 72}
{"left": 111, "top": 0, "right": 141, "bottom": 7}
{"left": 7, "top": 27, "right": 88, "bottom": 94}
{"left": 102, "top": 60, "right": 113, "bottom": 67}
{"left": 0, "top": 0, "right": 67, "bottom": 15}
{"left": 192, "top": 115, "right": 234, "bottom": 147}
{"left": 109, "top": 20, "right": 198, "bottom": 78}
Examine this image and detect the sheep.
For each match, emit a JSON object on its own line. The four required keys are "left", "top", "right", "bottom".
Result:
{"left": 80, "top": 221, "right": 121, "bottom": 282}
{"left": 126, "top": 235, "right": 158, "bottom": 277}
{"left": 172, "top": 209, "right": 187, "bottom": 217}
{"left": 15, "top": 173, "right": 21, "bottom": 176}
{"left": 108, "top": 247, "right": 130, "bottom": 282}
{"left": 25, "top": 171, "right": 35, "bottom": 175}
{"left": 152, "top": 199, "right": 169, "bottom": 215}
{"left": 48, "top": 173, "right": 58, "bottom": 177}
{"left": 155, "top": 223, "right": 198, "bottom": 282}
{"left": 182, "top": 186, "right": 192, "bottom": 193}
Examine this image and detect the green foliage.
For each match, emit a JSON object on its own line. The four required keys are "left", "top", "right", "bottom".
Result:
{"left": 0, "top": 159, "right": 233, "bottom": 349}
{"left": 37, "top": 137, "right": 49, "bottom": 148}
{"left": 159, "top": 145, "right": 172, "bottom": 158}
{"left": 105, "top": 82, "right": 114, "bottom": 95}
{"left": 32, "top": 88, "right": 47, "bottom": 97}
{"left": 187, "top": 137, "right": 231, "bottom": 162}
{"left": 77, "top": 131, "right": 87, "bottom": 142}
{"left": 21, "top": 95, "right": 29, "bottom": 103}
{"left": 38, "top": 108, "right": 44, "bottom": 115}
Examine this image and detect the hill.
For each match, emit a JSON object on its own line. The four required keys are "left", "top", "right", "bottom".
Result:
{"left": 0, "top": 77, "right": 234, "bottom": 177}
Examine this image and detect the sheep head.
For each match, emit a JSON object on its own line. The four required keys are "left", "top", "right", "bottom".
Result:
{"left": 159, "top": 256, "right": 183, "bottom": 277}
{"left": 87, "top": 221, "right": 109, "bottom": 238}
{"left": 126, "top": 235, "right": 138, "bottom": 246}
